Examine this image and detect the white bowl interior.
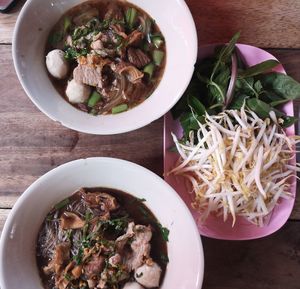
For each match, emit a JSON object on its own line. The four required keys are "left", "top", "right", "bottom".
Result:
{"left": 13, "top": 0, "right": 197, "bottom": 134}
{"left": 0, "top": 158, "right": 204, "bottom": 289}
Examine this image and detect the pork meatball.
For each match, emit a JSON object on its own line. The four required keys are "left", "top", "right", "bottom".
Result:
{"left": 46, "top": 49, "right": 69, "bottom": 79}
{"left": 135, "top": 262, "right": 162, "bottom": 288}
{"left": 66, "top": 79, "right": 91, "bottom": 103}
{"left": 123, "top": 281, "right": 144, "bottom": 289}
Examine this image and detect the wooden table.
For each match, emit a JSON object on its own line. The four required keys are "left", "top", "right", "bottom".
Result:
{"left": 1, "top": 1, "right": 300, "bottom": 288}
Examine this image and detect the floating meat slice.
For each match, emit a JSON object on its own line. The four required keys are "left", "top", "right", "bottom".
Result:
{"left": 126, "top": 30, "right": 144, "bottom": 46}
{"left": 60, "top": 212, "right": 85, "bottom": 230}
{"left": 108, "top": 253, "right": 122, "bottom": 267}
{"left": 71, "top": 264, "right": 83, "bottom": 279}
{"left": 116, "top": 222, "right": 135, "bottom": 252}
{"left": 74, "top": 55, "right": 111, "bottom": 88}
{"left": 43, "top": 242, "right": 71, "bottom": 275}
{"left": 84, "top": 254, "right": 105, "bottom": 279}
{"left": 126, "top": 225, "right": 152, "bottom": 271}
{"left": 112, "top": 62, "right": 144, "bottom": 84}
{"left": 83, "top": 191, "right": 119, "bottom": 212}
{"left": 135, "top": 262, "right": 162, "bottom": 288}
{"left": 104, "top": 3, "right": 124, "bottom": 21}
{"left": 111, "top": 24, "right": 127, "bottom": 38}
{"left": 127, "top": 48, "right": 150, "bottom": 69}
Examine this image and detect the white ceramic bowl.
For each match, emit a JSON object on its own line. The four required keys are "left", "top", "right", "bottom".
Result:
{"left": 13, "top": 0, "right": 197, "bottom": 134}
{"left": 0, "top": 158, "right": 204, "bottom": 289}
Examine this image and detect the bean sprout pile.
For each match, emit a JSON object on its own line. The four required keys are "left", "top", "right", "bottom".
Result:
{"left": 170, "top": 108, "right": 299, "bottom": 226}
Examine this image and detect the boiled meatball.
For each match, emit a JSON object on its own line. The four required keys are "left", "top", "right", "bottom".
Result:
{"left": 66, "top": 79, "right": 91, "bottom": 104}
{"left": 46, "top": 49, "right": 69, "bottom": 79}
{"left": 123, "top": 282, "right": 144, "bottom": 289}
{"left": 135, "top": 262, "right": 162, "bottom": 288}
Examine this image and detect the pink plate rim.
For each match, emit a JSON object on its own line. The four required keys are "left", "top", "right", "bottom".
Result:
{"left": 163, "top": 43, "right": 297, "bottom": 240}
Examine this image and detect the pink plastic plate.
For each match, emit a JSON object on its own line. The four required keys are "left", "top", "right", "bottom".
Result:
{"left": 163, "top": 44, "right": 297, "bottom": 240}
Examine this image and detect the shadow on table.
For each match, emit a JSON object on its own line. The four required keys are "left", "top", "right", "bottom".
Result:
{"left": 201, "top": 221, "right": 300, "bottom": 289}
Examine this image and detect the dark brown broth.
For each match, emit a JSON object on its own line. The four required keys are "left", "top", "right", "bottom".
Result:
{"left": 36, "top": 187, "right": 168, "bottom": 289}
{"left": 46, "top": 0, "right": 166, "bottom": 115}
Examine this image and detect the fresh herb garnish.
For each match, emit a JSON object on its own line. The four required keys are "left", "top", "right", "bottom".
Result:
{"left": 157, "top": 223, "right": 170, "bottom": 242}
{"left": 160, "top": 253, "right": 169, "bottom": 264}
{"left": 54, "top": 198, "right": 70, "bottom": 210}
{"left": 64, "top": 273, "right": 72, "bottom": 281}
{"left": 48, "top": 31, "right": 63, "bottom": 46}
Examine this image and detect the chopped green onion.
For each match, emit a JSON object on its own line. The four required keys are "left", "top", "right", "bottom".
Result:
{"left": 88, "top": 91, "right": 102, "bottom": 107}
{"left": 125, "top": 7, "right": 138, "bottom": 29}
{"left": 143, "top": 18, "right": 153, "bottom": 43}
{"left": 112, "top": 104, "right": 128, "bottom": 114}
{"left": 48, "top": 31, "right": 63, "bottom": 46}
{"left": 157, "top": 223, "right": 170, "bottom": 242}
{"left": 63, "top": 17, "right": 72, "bottom": 33}
{"left": 54, "top": 198, "right": 70, "bottom": 210}
{"left": 153, "top": 50, "right": 165, "bottom": 66}
{"left": 143, "top": 63, "right": 155, "bottom": 79}
{"left": 151, "top": 35, "right": 164, "bottom": 48}
{"left": 89, "top": 108, "right": 98, "bottom": 115}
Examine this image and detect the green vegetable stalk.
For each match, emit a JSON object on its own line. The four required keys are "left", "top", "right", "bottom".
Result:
{"left": 172, "top": 32, "right": 300, "bottom": 138}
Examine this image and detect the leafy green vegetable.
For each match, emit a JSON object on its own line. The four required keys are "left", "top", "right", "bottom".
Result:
{"left": 160, "top": 253, "right": 169, "bottom": 264}
{"left": 238, "top": 59, "right": 279, "bottom": 78}
{"left": 125, "top": 7, "right": 138, "bottom": 30}
{"left": 63, "top": 17, "right": 72, "bottom": 33}
{"left": 48, "top": 31, "right": 63, "bottom": 46}
{"left": 157, "top": 223, "right": 169, "bottom": 242}
{"left": 64, "top": 47, "right": 88, "bottom": 60}
{"left": 246, "top": 98, "right": 274, "bottom": 119}
{"left": 172, "top": 32, "right": 300, "bottom": 134}
{"left": 99, "top": 216, "right": 129, "bottom": 234}
{"left": 260, "top": 72, "right": 300, "bottom": 100}
{"left": 54, "top": 198, "right": 70, "bottom": 210}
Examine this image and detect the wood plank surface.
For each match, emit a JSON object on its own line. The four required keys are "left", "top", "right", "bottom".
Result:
{"left": 202, "top": 221, "right": 300, "bottom": 289}
{"left": 2, "top": 0, "right": 300, "bottom": 48}
{"left": 187, "top": 0, "right": 300, "bottom": 48}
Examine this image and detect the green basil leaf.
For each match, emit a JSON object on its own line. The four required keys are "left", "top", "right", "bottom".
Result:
{"left": 269, "top": 98, "right": 290, "bottom": 107}
{"left": 282, "top": 116, "right": 297, "bottom": 128}
{"left": 260, "top": 72, "right": 300, "bottom": 100}
{"left": 239, "top": 60, "right": 279, "bottom": 78}
{"left": 180, "top": 112, "right": 203, "bottom": 137}
{"left": 217, "top": 31, "right": 240, "bottom": 64}
{"left": 246, "top": 98, "right": 273, "bottom": 118}
{"left": 254, "top": 80, "right": 263, "bottom": 93}
{"left": 48, "top": 31, "right": 63, "bottom": 46}
{"left": 187, "top": 95, "right": 206, "bottom": 117}
{"left": 229, "top": 94, "right": 248, "bottom": 109}
{"left": 235, "top": 77, "right": 256, "bottom": 97}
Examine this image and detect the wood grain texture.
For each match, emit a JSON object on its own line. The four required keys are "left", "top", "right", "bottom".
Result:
{"left": 1, "top": 0, "right": 300, "bottom": 48}
{"left": 187, "top": 0, "right": 300, "bottom": 48}
{"left": 0, "top": 0, "right": 25, "bottom": 44}
{"left": 202, "top": 221, "right": 300, "bottom": 289}
{"left": 0, "top": 209, "right": 9, "bottom": 235}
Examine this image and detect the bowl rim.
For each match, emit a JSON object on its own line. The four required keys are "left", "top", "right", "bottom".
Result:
{"left": 12, "top": 0, "right": 198, "bottom": 135}
{"left": 0, "top": 157, "right": 204, "bottom": 289}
